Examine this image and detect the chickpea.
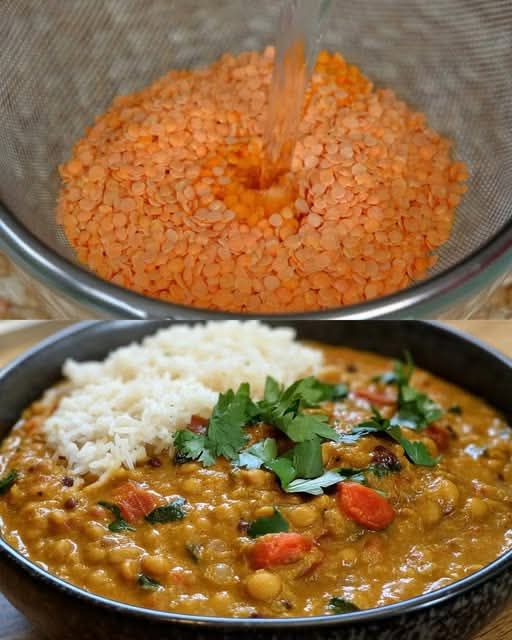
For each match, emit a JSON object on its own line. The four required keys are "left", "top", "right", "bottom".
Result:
{"left": 108, "top": 546, "right": 141, "bottom": 564}
{"left": 205, "top": 562, "right": 235, "bottom": 586}
{"left": 118, "top": 559, "right": 140, "bottom": 581}
{"left": 241, "top": 469, "right": 268, "bottom": 488}
{"left": 210, "top": 591, "right": 234, "bottom": 616}
{"left": 141, "top": 554, "right": 172, "bottom": 576}
{"left": 82, "top": 544, "right": 106, "bottom": 565}
{"left": 246, "top": 571, "right": 282, "bottom": 601}
{"left": 86, "top": 569, "right": 109, "bottom": 590}
{"left": 429, "top": 477, "right": 460, "bottom": 514}
{"left": 288, "top": 505, "right": 318, "bottom": 528}
{"left": 340, "top": 546, "right": 358, "bottom": 567}
{"left": 180, "top": 462, "right": 201, "bottom": 475}
{"left": 84, "top": 523, "right": 106, "bottom": 541}
{"left": 51, "top": 539, "right": 75, "bottom": 563}
{"left": 421, "top": 500, "right": 442, "bottom": 527}
{"left": 466, "top": 497, "right": 489, "bottom": 520}
{"left": 195, "top": 517, "right": 212, "bottom": 532}
{"left": 181, "top": 477, "right": 202, "bottom": 496}
{"left": 254, "top": 506, "right": 275, "bottom": 519}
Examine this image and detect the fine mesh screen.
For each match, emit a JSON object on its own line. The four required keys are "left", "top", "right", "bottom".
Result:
{"left": 0, "top": 0, "right": 511, "bottom": 309}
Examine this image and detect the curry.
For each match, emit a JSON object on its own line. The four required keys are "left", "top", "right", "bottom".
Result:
{"left": 0, "top": 345, "right": 511, "bottom": 619}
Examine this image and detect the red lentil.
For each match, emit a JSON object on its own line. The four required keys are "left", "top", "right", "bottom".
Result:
{"left": 58, "top": 48, "right": 468, "bottom": 313}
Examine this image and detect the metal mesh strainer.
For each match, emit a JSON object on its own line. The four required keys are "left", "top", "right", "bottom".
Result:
{"left": 0, "top": 0, "right": 511, "bottom": 319}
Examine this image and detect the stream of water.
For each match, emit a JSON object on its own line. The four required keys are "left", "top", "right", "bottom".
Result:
{"left": 260, "top": 0, "right": 332, "bottom": 188}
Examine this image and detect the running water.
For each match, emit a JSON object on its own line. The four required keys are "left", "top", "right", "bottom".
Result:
{"left": 260, "top": 0, "right": 332, "bottom": 189}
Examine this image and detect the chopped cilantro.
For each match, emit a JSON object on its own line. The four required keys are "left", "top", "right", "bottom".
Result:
{"left": 247, "top": 508, "right": 289, "bottom": 538}
{"left": 286, "top": 468, "right": 367, "bottom": 496}
{"left": 328, "top": 597, "right": 360, "bottom": 614}
{"left": 173, "top": 383, "right": 258, "bottom": 466}
{"left": 367, "top": 463, "right": 397, "bottom": 478}
{"left": 137, "top": 574, "right": 162, "bottom": 590}
{"left": 238, "top": 438, "right": 278, "bottom": 469}
{"left": 448, "top": 405, "right": 463, "bottom": 415}
{"left": 286, "top": 471, "right": 343, "bottom": 496}
{"left": 208, "top": 383, "right": 258, "bottom": 459}
{"left": 265, "top": 457, "right": 297, "bottom": 488}
{"left": 287, "top": 436, "right": 324, "bottom": 479}
{"left": 173, "top": 430, "right": 215, "bottom": 466}
{"left": 391, "top": 385, "right": 443, "bottom": 430}
{"left": 342, "top": 410, "right": 439, "bottom": 467}
{"left": 0, "top": 470, "right": 18, "bottom": 495}
{"left": 98, "top": 501, "right": 135, "bottom": 532}
{"left": 145, "top": 497, "right": 186, "bottom": 524}
{"left": 374, "top": 354, "right": 443, "bottom": 430}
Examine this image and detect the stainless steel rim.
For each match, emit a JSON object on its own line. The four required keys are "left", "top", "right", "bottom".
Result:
{"left": 1, "top": 201, "right": 511, "bottom": 319}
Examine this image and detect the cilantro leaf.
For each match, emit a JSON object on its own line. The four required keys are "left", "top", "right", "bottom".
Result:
{"left": 174, "top": 384, "right": 258, "bottom": 466}
{"left": 286, "top": 468, "right": 367, "bottom": 496}
{"left": 208, "top": 384, "right": 257, "bottom": 460}
{"left": 173, "top": 430, "right": 215, "bottom": 466}
{"left": 247, "top": 508, "right": 289, "bottom": 538}
{"left": 328, "top": 597, "right": 360, "bottom": 614}
{"left": 374, "top": 354, "right": 443, "bottom": 430}
{"left": 0, "top": 469, "right": 18, "bottom": 495}
{"left": 388, "top": 428, "right": 439, "bottom": 467}
{"left": 340, "top": 411, "right": 439, "bottom": 467}
{"left": 286, "top": 471, "right": 343, "bottom": 495}
{"left": 448, "top": 405, "right": 462, "bottom": 415}
{"left": 98, "top": 501, "right": 136, "bottom": 532}
{"left": 145, "top": 497, "right": 187, "bottom": 524}
{"left": 279, "top": 412, "right": 339, "bottom": 443}
{"left": 391, "top": 386, "right": 443, "bottom": 430}
{"left": 287, "top": 437, "right": 324, "bottom": 479}
{"left": 238, "top": 438, "right": 278, "bottom": 470}
{"left": 260, "top": 376, "right": 348, "bottom": 416}
{"left": 266, "top": 457, "right": 297, "bottom": 488}
{"left": 137, "top": 574, "right": 162, "bottom": 590}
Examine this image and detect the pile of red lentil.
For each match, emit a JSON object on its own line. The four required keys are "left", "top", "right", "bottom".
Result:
{"left": 58, "top": 48, "right": 468, "bottom": 313}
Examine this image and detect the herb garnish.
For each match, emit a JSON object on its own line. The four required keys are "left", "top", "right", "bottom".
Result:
{"left": 374, "top": 353, "right": 443, "bottom": 430}
{"left": 328, "top": 597, "right": 360, "bottom": 614}
{"left": 174, "top": 376, "right": 344, "bottom": 475}
{"left": 174, "top": 384, "right": 259, "bottom": 467}
{"left": 145, "top": 497, "right": 186, "bottom": 524}
{"left": 247, "top": 508, "right": 289, "bottom": 538}
{"left": 340, "top": 409, "right": 439, "bottom": 467}
{"left": 98, "top": 501, "right": 135, "bottom": 532}
{"left": 137, "top": 574, "right": 162, "bottom": 590}
{"left": 448, "top": 405, "right": 463, "bottom": 415}
{"left": 0, "top": 470, "right": 18, "bottom": 495}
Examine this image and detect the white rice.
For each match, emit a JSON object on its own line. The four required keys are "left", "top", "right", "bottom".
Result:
{"left": 43, "top": 322, "right": 324, "bottom": 477}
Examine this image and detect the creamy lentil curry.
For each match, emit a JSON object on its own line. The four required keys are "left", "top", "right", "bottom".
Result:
{"left": 0, "top": 344, "right": 511, "bottom": 618}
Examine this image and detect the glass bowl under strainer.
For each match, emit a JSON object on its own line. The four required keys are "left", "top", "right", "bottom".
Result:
{"left": 0, "top": 0, "right": 511, "bottom": 319}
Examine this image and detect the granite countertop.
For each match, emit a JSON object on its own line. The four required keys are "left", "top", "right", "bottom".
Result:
{"left": 0, "top": 251, "right": 511, "bottom": 319}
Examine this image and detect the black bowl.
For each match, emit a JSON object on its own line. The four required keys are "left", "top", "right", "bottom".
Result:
{"left": 0, "top": 321, "right": 511, "bottom": 640}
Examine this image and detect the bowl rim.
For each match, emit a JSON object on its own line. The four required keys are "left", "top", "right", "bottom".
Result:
{"left": 0, "top": 202, "right": 511, "bottom": 319}
{"left": 0, "top": 319, "right": 512, "bottom": 629}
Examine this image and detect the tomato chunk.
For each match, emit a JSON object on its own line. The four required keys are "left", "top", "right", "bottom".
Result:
{"left": 337, "top": 482, "right": 395, "bottom": 531}
{"left": 425, "top": 424, "right": 450, "bottom": 452}
{"left": 354, "top": 388, "right": 396, "bottom": 406}
{"left": 250, "top": 533, "right": 313, "bottom": 569}
{"left": 189, "top": 414, "right": 209, "bottom": 434}
{"left": 113, "top": 482, "right": 158, "bottom": 523}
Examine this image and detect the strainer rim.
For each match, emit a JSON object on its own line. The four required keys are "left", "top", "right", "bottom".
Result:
{"left": 0, "top": 200, "right": 510, "bottom": 318}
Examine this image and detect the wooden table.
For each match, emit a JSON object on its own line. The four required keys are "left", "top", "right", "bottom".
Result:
{"left": 0, "top": 321, "right": 511, "bottom": 639}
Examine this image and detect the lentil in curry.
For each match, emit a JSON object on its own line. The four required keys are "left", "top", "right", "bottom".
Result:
{"left": 0, "top": 344, "right": 511, "bottom": 618}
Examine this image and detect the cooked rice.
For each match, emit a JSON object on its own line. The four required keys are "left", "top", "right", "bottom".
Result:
{"left": 43, "top": 321, "right": 323, "bottom": 477}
